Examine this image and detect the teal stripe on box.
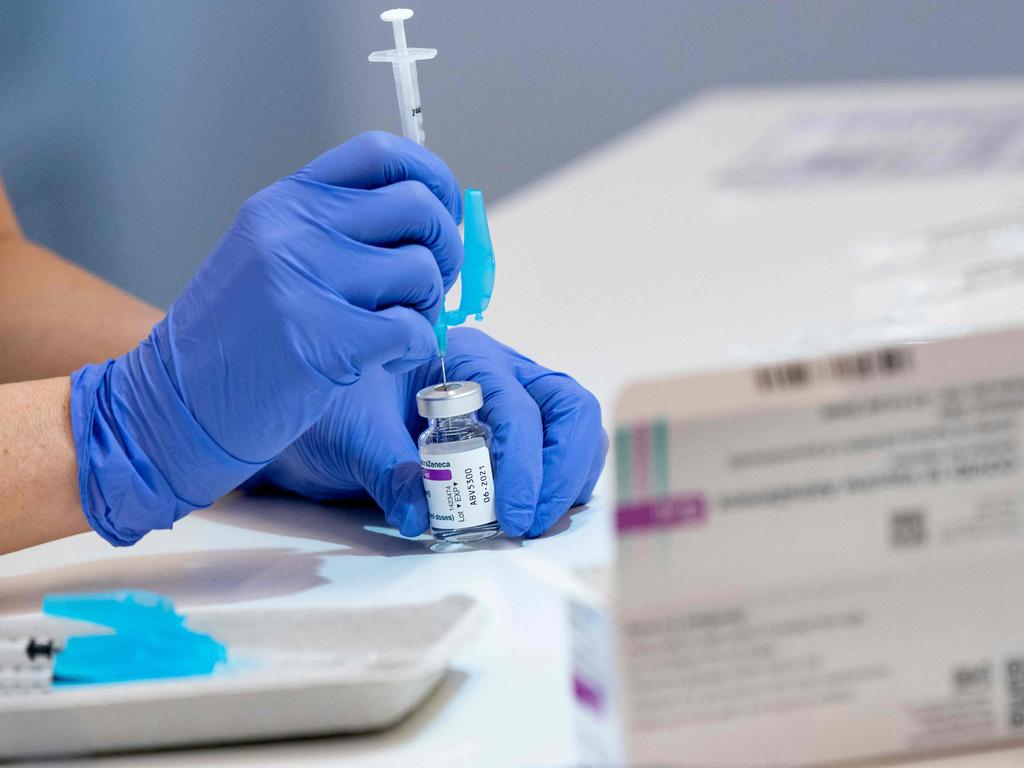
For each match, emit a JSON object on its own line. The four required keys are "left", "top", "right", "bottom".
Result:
{"left": 652, "top": 421, "right": 669, "bottom": 496}
{"left": 615, "top": 427, "right": 633, "bottom": 502}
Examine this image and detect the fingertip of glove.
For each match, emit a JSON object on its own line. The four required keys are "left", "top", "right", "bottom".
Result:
{"left": 387, "top": 465, "right": 429, "bottom": 538}
{"left": 385, "top": 503, "right": 427, "bottom": 538}
{"left": 379, "top": 311, "right": 439, "bottom": 374}
{"left": 525, "top": 519, "right": 549, "bottom": 539}
{"left": 499, "top": 507, "right": 533, "bottom": 538}
{"left": 400, "top": 519, "right": 429, "bottom": 538}
{"left": 525, "top": 509, "right": 558, "bottom": 538}
{"left": 382, "top": 355, "right": 433, "bottom": 375}
{"left": 526, "top": 496, "right": 577, "bottom": 538}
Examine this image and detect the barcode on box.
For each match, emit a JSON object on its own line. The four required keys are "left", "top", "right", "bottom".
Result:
{"left": 754, "top": 347, "right": 913, "bottom": 393}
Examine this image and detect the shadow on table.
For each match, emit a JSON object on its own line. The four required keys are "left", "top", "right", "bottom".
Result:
{"left": 0, "top": 496, "right": 593, "bottom": 616}
{"left": 0, "top": 546, "right": 333, "bottom": 615}
{"left": 196, "top": 492, "right": 539, "bottom": 557}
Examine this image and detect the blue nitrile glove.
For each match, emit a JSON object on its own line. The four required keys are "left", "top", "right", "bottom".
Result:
{"left": 251, "top": 327, "right": 608, "bottom": 538}
{"left": 70, "top": 131, "right": 464, "bottom": 546}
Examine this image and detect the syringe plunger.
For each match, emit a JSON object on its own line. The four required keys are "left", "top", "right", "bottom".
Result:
{"left": 368, "top": 8, "right": 437, "bottom": 145}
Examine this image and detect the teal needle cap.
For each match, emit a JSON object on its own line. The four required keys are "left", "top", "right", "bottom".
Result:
{"left": 43, "top": 590, "right": 226, "bottom": 685}
{"left": 433, "top": 188, "right": 495, "bottom": 356}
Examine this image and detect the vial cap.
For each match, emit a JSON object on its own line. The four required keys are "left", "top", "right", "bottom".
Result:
{"left": 416, "top": 380, "right": 484, "bottom": 419}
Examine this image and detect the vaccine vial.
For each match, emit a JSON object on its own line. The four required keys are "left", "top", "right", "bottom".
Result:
{"left": 416, "top": 381, "right": 500, "bottom": 543}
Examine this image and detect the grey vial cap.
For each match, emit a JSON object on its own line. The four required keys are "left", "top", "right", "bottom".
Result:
{"left": 416, "top": 380, "right": 484, "bottom": 419}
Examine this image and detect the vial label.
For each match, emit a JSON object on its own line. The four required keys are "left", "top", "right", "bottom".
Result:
{"left": 420, "top": 445, "right": 496, "bottom": 530}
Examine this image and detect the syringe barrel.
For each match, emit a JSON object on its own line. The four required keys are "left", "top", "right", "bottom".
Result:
{"left": 392, "top": 61, "right": 426, "bottom": 144}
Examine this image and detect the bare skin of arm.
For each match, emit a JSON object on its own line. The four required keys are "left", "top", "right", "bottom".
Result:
{"left": 0, "top": 182, "right": 163, "bottom": 553}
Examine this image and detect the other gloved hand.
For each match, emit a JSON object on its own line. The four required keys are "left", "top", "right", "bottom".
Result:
{"left": 251, "top": 327, "right": 608, "bottom": 538}
{"left": 71, "top": 131, "right": 463, "bottom": 545}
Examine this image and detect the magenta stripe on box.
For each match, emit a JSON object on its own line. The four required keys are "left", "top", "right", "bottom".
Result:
{"left": 616, "top": 493, "right": 707, "bottom": 533}
{"left": 422, "top": 468, "right": 452, "bottom": 481}
{"left": 573, "top": 675, "right": 604, "bottom": 714}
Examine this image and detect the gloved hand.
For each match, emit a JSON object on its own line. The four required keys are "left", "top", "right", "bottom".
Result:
{"left": 71, "top": 131, "right": 464, "bottom": 545}
{"left": 251, "top": 327, "right": 608, "bottom": 538}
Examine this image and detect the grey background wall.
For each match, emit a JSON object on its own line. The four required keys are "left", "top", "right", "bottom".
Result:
{"left": 2, "top": 0, "right": 1023, "bottom": 307}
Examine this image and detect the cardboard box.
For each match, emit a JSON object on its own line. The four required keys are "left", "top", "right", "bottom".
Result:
{"left": 574, "top": 327, "right": 1024, "bottom": 766}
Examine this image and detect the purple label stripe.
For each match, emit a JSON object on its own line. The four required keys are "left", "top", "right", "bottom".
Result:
{"left": 572, "top": 675, "right": 604, "bottom": 714}
{"left": 616, "top": 493, "right": 707, "bottom": 533}
{"left": 422, "top": 468, "right": 452, "bottom": 481}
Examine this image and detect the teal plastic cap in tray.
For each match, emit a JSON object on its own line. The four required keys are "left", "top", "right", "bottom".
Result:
{"left": 44, "top": 590, "right": 183, "bottom": 632}
{"left": 433, "top": 188, "right": 495, "bottom": 355}
{"left": 44, "top": 590, "right": 226, "bottom": 685}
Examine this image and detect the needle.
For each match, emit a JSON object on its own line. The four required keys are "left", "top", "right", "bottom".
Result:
{"left": 440, "top": 355, "right": 449, "bottom": 389}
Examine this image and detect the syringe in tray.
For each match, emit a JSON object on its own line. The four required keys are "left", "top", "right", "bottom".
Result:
{"left": 0, "top": 590, "right": 226, "bottom": 692}
{"left": 0, "top": 637, "right": 60, "bottom": 691}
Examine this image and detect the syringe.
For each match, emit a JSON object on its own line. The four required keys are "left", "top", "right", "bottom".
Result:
{"left": 370, "top": 8, "right": 448, "bottom": 386}
{"left": 369, "top": 9, "right": 437, "bottom": 146}
{"left": 370, "top": 9, "right": 494, "bottom": 393}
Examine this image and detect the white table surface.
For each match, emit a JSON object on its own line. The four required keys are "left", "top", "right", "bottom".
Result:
{"left": 6, "top": 78, "right": 1024, "bottom": 767}
{"left": 1, "top": 490, "right": 610, "bottom": 768}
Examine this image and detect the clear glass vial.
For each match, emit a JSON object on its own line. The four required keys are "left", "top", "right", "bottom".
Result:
{"left": 416, "top": 381, "right": 500, "bottom": 543}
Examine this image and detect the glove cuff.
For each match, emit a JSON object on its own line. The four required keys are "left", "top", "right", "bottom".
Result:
{"left": 70, "top": 334, "right": 265, "bottom": 546}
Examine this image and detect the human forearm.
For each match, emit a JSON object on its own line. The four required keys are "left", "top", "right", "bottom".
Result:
{"left": 0, "top": 182, "right": 160, "bottom": 551}
{"left": 0, "top": 239, "right": 163, "bottom": 383}
{"left": 0, "top": 182, "right": 162, "bottom": 383}
{"left": 0, "top": 377, "right": 86, "bottom": 553}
